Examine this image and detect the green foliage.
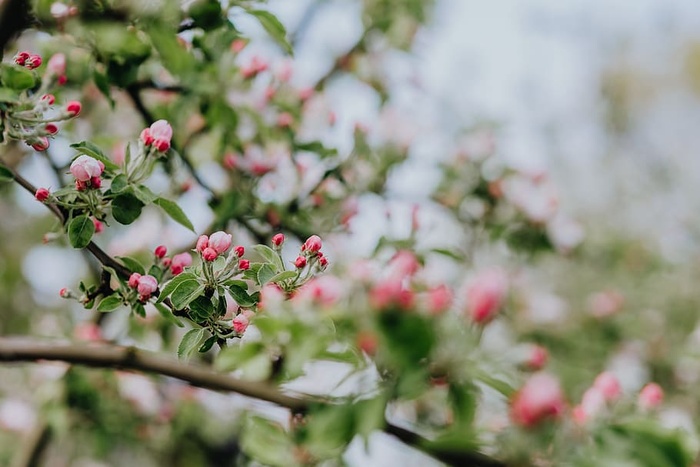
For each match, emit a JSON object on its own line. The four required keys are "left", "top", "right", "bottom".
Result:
{"left": 67, "top": 215, "right": 95, "bottom": 248}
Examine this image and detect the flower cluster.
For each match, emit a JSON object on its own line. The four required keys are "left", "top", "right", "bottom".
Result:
{"left": 140, "top": 120, "right": 173, "bottom": 153}
{"left": 128, "top": 273, "right": 159, "bottom": 302}
{"left": 1, "top": 52, "right": 81, "bottom": 151}
{"left": 295, "top": 235, "right": 328, "bottom": 270}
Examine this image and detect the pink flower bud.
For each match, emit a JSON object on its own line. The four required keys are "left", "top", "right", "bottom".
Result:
{"left": 14, "top": 51, "right": 29, "bottom": 65}
{"left": 302, "top": 235, "right": 322, "bottom": 253}
{"left": 238, "top": 259, "right": 250, "bottom": 270}
{"left": 196, "top": 235, "right": 209, "bottom": 253}
{"left": 45, "top": 123, "right": 59, "bottom": 135}
{"left": 388, "top": 250, "right": 420, "bottom": 280}
{"left": 369, "top": 279, "right": 415, "bottom": 310}
{"left": 234, "top": 245, "right": 244, "bottom": 257}
{"left": 154, "top": 138, "right": 170, "bottom": 152}
{"left": 31, "top": 137, "right": 50, "bottom": 151}
{"left": 140, "top": 128, "right": 153, "bottom": 145}
{"left": 35, "top": 187, "right": 50, "bottom": 202}
{"left": 294, "top": 256, "right": 307, "bottom": 269}
{"left": 272, "top": 233, "right": 285, "bottom": 247}
{"left": 298, "top": 87, "right": 314, "bottom": 101}
{"left": 232, "top": 313, "right": 250, "bottom": 334}
{"left": 426, "top": 285, "right": 453, "bottom": 315}
{"left": 162, "top": 258, "right": 172, "bottom": 268}
{"left": 593, "top": 372, "right": 621, "bottom": 402}
{"left": 90, "top": 176, "right": 102, "bottom": 189}
{"left": 57, "top": 75, "right": 67, "bottom": 85}
{"left": 510, "top": 373, "right": 565, "bottom": 428}
{"left": 638, "top": 383, "right": 664, "bottom": 410}
{"left": 579, "top": 387, "right": 606, "bottom": 420}
{"left": 25, "top": 54, "right": 42, "bottom": 69}
{"left": 92, "top": 218, "right": 104, "bottom": 233}
{"left": 128, "top": 273, "right": 142, "bottom": 289}
{"left": 466, "top": 269, "right": 508, "bottom": 325}
{"left": 222, "top": 153, "right": 237, "bottom": 170}
{"left": 46, "top": 53, "right": 66, "bottom": 76}
{"left": 277, "top": 112, "right": 293, "bottom": 128}
{"left": 230, "top": 39, "right": 247, "bottom": 53}
{"left": 41, "top": 94, "right": 55, "bottom": 105}
{"left": 70, "top": 155, "right": 103, "bottom": 182}
{"left": 318, "top": 256, "right": 329, "bottom": 269}
{"left": 65, "top": 100, "right": 81, "bottom": 116}
{"left": 202, "top": 247, "right": 218, "bottom": 262}
{"left": 208, "top": 231, "right": 232, "bottom": 254}
{"left": 524, "top": 345, "right": 548, "bottom": 371}
{"left": 154, "top": 245, "right": 167, "bottom": 258}
{"left": 170, "top": 252, "right": 192, "bottom": 275}
{"left": 137, "top": 275, "right": 158, "bottom": 299}
{"left": 357, "top": 331, "right": 378, "bottom": 356}
{"left": 59, "top": 287, "right": 70, "bottom": 298}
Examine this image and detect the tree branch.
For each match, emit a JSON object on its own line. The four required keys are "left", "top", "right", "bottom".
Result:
{"left": 0, "top": 158, "right": 132, "bottom": 278}
{"left": 0, "top": 0, "right": 32, "bottom": 56}
{"left": 0, "top": 337, "right": 505, "bottom": 466}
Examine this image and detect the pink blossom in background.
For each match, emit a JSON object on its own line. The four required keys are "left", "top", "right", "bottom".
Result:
{"left": 638, "top": 383, "right": 664, "bottom": 410}
{"left": 510, "top": 373, "right": 565, "bottom": 428}
{"left": 466, "top": 268, "right": 508, "bottom": 324}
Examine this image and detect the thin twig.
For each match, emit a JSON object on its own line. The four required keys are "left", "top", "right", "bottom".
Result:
{"left": 0, "top": 337, "right": 506, "bottom": 467}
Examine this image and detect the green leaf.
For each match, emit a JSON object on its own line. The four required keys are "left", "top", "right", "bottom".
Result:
{"left": 189, "top": 295, "right": 214, "bottom": 321}
{"left": 253, "top": 245, "right": 284, "bottom": 272}
{"left": 70, "top": 142, "right": 120, "bottom": 172}
{"left": 154, "top": 302, "right": 184, "bottom": 327}
{"left": 110, "top": 174, "right": 128, "bottom": 193}
{"left": 96, "top": 295, "right": 123, "bottom": 312}
{"left": 248, "top": 10, "right": 293, "bottom": 55}
{"left": 215, "top": 342, "right": 271, "bottom": 380}
{"left": 199, "top": 335, "right": 217, "bottom": 353}
{"left": 154, "top": 197, "right": 195, "bottom": 232}
{"left": 0, "top": 64, "right": 36, "bottom": 90}
{"left": 148, "top": 26, "right": 197, "bottom": 78}
{"left": 0, "top": 87, "right": 19, "bottom": 103}
{"left": 0, "top": 164, "right": 13, "bottom": 183}
{"left": 268, "top": 270, "right": 297, "bottom": 284}
{"left": 171, "top": 282, "right": 205, "bottom": 310}
{"left": 257, "top": 263, "right": 277, "bottom": 286}
{"left": 112, "top": 192, "right": 144, "bottom": 225}
{"left": 294, "top": 140, "right": 338, "bottom": 158}
{"left": 67, "top": 215, "right": 95, "bottom": 249}
{"left": 354, "top": 395, "right": 388, "bottom": 440}
{"left": 157, "top": 272, "right": 198, "bottom": 303}
{"left": 133, "top": 185, "right": 157, "bottom": 204}
{"left": 178, "top": 328, "right": 206, "bottom": 360}
{"left": 93, "top": 70, "right": 115, "bottom": 108}
{"left": 240, "top": 417, "right": 294, "bottom": 466}
{"left": 228, "top": 284, "right": 257, "bottom": 308}
{"left": 116, "top": 256, "right": 145, "bottom": 275}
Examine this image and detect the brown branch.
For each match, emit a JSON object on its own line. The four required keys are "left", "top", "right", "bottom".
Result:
{"left": 0, "top": 337, "right": 306, "bottom": 410}
{"left": 0, "top": 337, "right": 505, "bottom": 466}
{"left": 0, "top": 0, "right": 32, "bottom": 56}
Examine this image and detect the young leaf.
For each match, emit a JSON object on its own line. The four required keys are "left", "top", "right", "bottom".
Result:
{"left": 157, "top": 272, "right": 198, "bottom": 303}
{"left": 112, "top": 192, "right": 144, "bottom": 225}
{"left": 228, "top": 284, "right": 257, "bottom": 308}
{"left": 257, "top": 263, "right": 277, "bottom": 286}
{"left": 177, "top": 328, "right": 206, "bottom": 360}
{"left": 154, "top": 197, "right": 195, "bottom": 232}
{"left": 116, "top": 256, "right": 145, "bottom": 275}
{"left": 70, "top": 142, "right": 120, "bottom": 172}
{"left": 253, "top": 245, "right": 284, "bottom": 272}
{"left": 268, "top": 270, "right": 297, "bottom": 284}
{"left": 0, "top": 87, "right": 19, "bottom": 103}
{"left": 199, "top": 335, "right": 217, "bottom": 353}
{"left": 0, "top": 64, "right": 36, "bottom": 90}
{"left": 133, "top": 185, "right": 157, "bottom": 204}
{"left": 96, "top": 295, "right": 123, "bottom": 312}
{"left": 171, "top": 282, "right": 205, "bottom": 310}
{"left": 93, "top": 70, "right": 115, "bottom": 108}
{"left": 248, "top": 10, "right": 293, "bottom": 55}
{"left": 154, "top": 302, "right": 184, "bottom": 327}
{"left": 110, "top": 174, "right": 128, "bottom": 193}
{"left": 67, "top": 215, "right": 95, "bottom": 249}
